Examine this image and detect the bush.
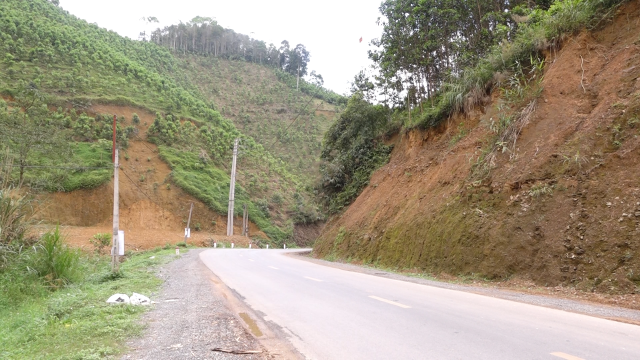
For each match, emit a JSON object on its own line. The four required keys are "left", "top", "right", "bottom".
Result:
{"left": 33, "top": 227, "right": 80, "bottom": 288}
{"left": 89, "top": 233, "right": 111, "bottom": 254}
{"left": 0, "top": 189, "right": 32, "bottom": 246}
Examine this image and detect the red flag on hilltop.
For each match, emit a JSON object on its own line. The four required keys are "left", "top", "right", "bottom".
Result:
{"left": 359, "top": 37, "right": 363, "bottom": 43}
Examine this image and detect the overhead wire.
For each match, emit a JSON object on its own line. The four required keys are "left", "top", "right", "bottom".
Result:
{"left": 267, "top": 93, "right": 325, "bottom": 152}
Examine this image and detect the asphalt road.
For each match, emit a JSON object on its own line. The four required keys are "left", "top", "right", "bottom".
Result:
{"left": 200, "top": 249, "right": 640, "bottom": 360}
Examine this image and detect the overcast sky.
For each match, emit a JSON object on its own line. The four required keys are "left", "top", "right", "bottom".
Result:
{"left": 58, "top": 0, "right": 384, "bottom": 95}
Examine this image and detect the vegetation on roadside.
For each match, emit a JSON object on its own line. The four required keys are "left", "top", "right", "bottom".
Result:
{"left": 0, "top": 193, "right": 180, "bottom": 359}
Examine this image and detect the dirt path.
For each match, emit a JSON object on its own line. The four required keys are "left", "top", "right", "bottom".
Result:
{"left": 122, "top": 249, "right": 271, "bottom": 360}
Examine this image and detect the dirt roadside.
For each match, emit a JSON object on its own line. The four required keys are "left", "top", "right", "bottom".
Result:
{"left": 122, "top": 249, "right": 284, "bottom": 360}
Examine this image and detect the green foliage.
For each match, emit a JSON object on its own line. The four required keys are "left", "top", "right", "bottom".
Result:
{"left": 320, "top": 94, "right": 393, "bottom": 212}
{"left": 0, "top": 189, "right": 32, "bottom": 247}
{"left": 159, "top": 147, "right": 289, "bottom": 241}
{"left": 33, "top": 227, "right": 80, "bottom": 288}
{"left": 89, "top": 233, "right": 111, "bottom": 254}
{"left": 370, "top": 0, "right": 627, "bottom": 131}
{"left": 0, "top": 243, "right": 178, "bottom": 359}
{"left": 0, "top": 0, "right": 320, "bottom": 237}
{"left": 275, "top": 69, "right": 346, "bottom": 105}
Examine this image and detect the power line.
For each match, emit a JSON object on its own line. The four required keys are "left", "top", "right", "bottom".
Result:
{"left": 267, "top": 95, "right": 324, "bottom": 152}
{"left": 0, "top": 164, "right": 112, "bottom": 170}
{"left": 120, "top": 168, "right": 161, "bottom": 207}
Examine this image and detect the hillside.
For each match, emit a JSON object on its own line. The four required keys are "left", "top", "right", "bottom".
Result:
{"left": 315, "top": 0, "right": 640, "bottom": 295}
{"left": 179, "top": 55, "right": 340, "bottom": 187}
{"left": 0, "top": 0, "right": 340, "bottom": 246}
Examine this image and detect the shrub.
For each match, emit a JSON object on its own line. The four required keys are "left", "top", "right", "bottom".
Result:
{"left": 89, "top": 233, "right": 111, "bottom": 254}
{"left": 0, "top": 189, "right": 32, "bottom": 246}
{"left": 132, "top": 113, "right": 140, "bottom": 125}
{"left": 34, "top": 227, "right": 80, "bottom": 288}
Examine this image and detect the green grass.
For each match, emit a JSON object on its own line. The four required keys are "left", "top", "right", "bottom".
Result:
{"left": 0, "top": 246, "right": 180, "bottom": 359}
{"left": 20, "top": 142, "right": 112, "bottom": 192}
{"left": 159, "top": 146, "right": 289, "bottom": 243}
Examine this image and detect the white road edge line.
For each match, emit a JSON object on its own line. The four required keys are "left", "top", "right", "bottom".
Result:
{"left": 304, "top": 276, "right": 323, "bottom": 282}
{"left": 269, "top": 266, "right": 279, "bottom": 269}
{"left": 550, "top": 352, "right": 585, "bottom": 360}
{"left": 369, "top": 295, "right": 411, "bottom": 309}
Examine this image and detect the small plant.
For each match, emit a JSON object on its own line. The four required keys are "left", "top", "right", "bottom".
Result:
{"left": 124, "top": 153, "right": 130, "bottom": 161}
{"left": 449, "top": 122, "right": 468, "bottom": 145}
{"left": 166, "top": 183, "right": 171, "bottom": 190}
{"left": 529, "top": 184, "right": 553, "bottom": 198}
{"left": 147, "top": 157, "right": 151, "bottom": 162}
{"left": 194, "top": 222, "right": 201, "bottom": 231}
{"left": 35, "top": 227, "right": 80, "bottom": 288}
{"left": 153, "top": 182, "right": 159, "bottom": 191}
{"left": 139, "top": 175, "right": 145, "bottom": 182}
{"left": 89, "top": 233, "right": 111, "bottom": 254}
{"left": 132, "top": 113, "right": 140, "bottom": 125}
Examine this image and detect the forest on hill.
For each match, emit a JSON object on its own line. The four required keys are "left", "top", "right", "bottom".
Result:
{"left": 0, "top": 0, "right": 344, "bottom": 242}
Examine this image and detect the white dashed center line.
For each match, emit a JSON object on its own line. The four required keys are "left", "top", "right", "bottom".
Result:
{"left": 304, "top": 276, "right": 323, "bottom": 282}
{"left": 369, "top": 295, "right": 411, "bottom": 308}
{"left": 268, "top": 266, "right": 279, "bottom": 270}
{"left": 550, "top": 352, "right": 585, "bottom": 360}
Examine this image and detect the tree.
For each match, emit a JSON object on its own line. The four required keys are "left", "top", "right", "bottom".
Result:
{"left": 309, "top": 70, "right": 324, "bottom": 87}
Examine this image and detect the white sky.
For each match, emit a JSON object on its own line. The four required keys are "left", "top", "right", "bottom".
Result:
{"left": 58, "top": 0, "right": 384, "bottom": 95}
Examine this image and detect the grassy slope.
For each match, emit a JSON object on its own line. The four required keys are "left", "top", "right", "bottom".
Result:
{"left": 0, "top": 246, "right": 180, "bottom": 359}
{"left": 180, "top": 56, "right": 339, "bottom": 188}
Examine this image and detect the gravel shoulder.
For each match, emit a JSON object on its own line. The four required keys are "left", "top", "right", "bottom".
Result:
{"left": 122, "top": 249, "right": 270, "bottom": 360}
{"left": 294, "top": 252, "right": 640, "bottom": 325}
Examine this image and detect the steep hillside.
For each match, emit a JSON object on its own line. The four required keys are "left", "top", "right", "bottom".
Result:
{"left": 315, "top": 2, "right": 640, "bottom": 294}
{"left": 180, "top": 56, "right": 340, "bottom": 187}
{"left": 30, "top": 105, "right": 262, "bottom": 248}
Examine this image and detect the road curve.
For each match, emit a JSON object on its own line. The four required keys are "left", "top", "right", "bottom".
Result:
{"left": 200, "top": 249, "right": 640, "bottom": 360}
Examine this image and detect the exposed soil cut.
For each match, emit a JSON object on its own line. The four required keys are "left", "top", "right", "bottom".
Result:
{"left": 315, "top": 3, "right": 640, "bottom": 299}
{"left": 33, "top": 105, "right": 264, "bottom": 250}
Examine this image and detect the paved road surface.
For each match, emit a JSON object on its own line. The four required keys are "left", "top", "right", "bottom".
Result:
{"left": 200, "top": 249, "right": 640, "bottom": 360}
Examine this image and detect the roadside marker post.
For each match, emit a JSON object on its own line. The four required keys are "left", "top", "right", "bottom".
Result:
{"left": 266, "top": 244, "right": 269, "bottom": 249}
{"left": 214, "top": 242, "right": 217, "bottom": 248}
{"left": 283, "top": 243, "right": 286, "bottom": 250}
{"left": 184, "top": 202, "right": 193, "bottom": 244}
{"left": 231, "top": 243, "right": 234, "bottom": 248}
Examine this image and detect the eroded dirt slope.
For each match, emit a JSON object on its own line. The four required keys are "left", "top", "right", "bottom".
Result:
{"left": 315, "top": 3, "right": 640, "bottom": 294}
{"left": 34, "top": 105, "right": 262, "bottom": 250}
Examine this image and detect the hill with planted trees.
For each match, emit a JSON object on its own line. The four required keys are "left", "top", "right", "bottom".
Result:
{"left": 0, "top": 0, "right": 344, "bottom": 247}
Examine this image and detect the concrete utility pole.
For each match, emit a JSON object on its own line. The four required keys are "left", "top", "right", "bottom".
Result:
{"left": 242, "top": 203, "right": 249, "bottom": 237}
{"left": 112, "top": 148, "right": 119, "bottom": 272}
{"left": 226, "top": 138, "right": 239, "bottom": 236}
{"left": 184, "top": 202, "right": 193, "bottom": 244}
